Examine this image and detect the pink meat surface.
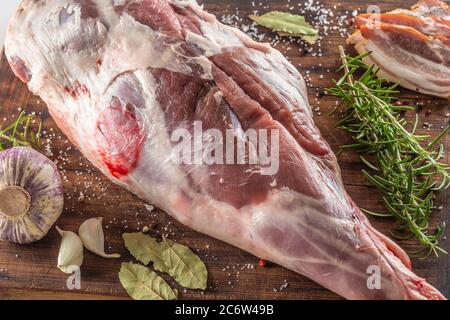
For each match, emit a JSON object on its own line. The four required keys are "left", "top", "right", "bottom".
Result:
{"left": 5, "top": 0, "right": 446, "bottom": 299}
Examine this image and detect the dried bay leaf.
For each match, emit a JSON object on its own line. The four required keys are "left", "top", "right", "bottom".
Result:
{"left": 249, "top": 11, "right": 317, "bottom": 35}
{"left": 277, "top": 32, "right": 319, "bottom": 45}
{"left": 122, "top": 233, "right": 166, "bottom": 272}
{"left": 250, "top": 11, "right": 319, "bottom": 44}
{"left": 121, "top": 233, "right": 208, "bottom": 290}
{"left": 119, "top": 263, "right": 177, "bottom": 300}
{"left": 161, "top": 238, "right": 208, "bottom": 290}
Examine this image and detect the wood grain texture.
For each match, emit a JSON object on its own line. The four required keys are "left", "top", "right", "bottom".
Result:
{"left": 0, "top": 0, "right": 449, "bottom": 300}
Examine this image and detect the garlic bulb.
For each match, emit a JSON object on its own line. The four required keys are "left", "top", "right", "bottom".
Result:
{"left": 0, "top": 147, "right": 64, "bottom": 244}
{"left": 79, "top": 217, "right": 120, "bottom": 259}
{"left": 56, "top": 226, "right": 84, "bottom": 274}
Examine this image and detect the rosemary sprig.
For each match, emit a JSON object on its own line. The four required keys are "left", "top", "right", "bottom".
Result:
{"left": 329, "top": 46, "right": 449, "bottom": 257}
{"left": 0, "top": 110, "right": 42, "bottom": 151}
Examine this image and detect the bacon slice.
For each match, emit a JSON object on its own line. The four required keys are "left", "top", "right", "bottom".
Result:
{"left": 348, "top": 0, "right": 450, "bottom": 99}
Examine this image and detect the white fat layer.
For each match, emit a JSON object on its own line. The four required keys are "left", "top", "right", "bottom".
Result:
{"left": 125, "top": 69, "right": 196, "bottom": 205}
{"left": 358, "top": 39, "right": 450, "bottom": 97}
{"left": 94, "top": 0, "right": 121, "bottom": 26}
{"left": 103, "top": 13, "right": 193, "bottom": 76}
{"left": 186, "top": 28, "right": 243, "bottom": 57}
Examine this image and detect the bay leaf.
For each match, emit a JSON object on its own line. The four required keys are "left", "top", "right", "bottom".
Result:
{"left": 122, "top": 233, "right": 167, "bottom": 272}
{"left": 250, "top": 11, "right": 319, "bottom": 44}
{"left": 161, "top": 238, "right": 208, "bottom": 290}
{"left": 118, "top": 263, "right": 178, "bottom": 300}
{"left": 277, "top": 32, "right": 319, "bottom": 45}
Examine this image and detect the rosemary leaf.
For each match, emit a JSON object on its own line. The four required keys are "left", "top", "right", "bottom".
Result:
{"left": 329, "top": 46, "right": 449, "bottom": 256}
{"left": 0, "top": 110, "right": 42, "bottom": 151}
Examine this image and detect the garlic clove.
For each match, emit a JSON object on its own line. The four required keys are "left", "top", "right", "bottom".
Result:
{"left": 56, "top": 226, "right": 84, "bottom": 274}
{"left": 79, "top": 217, "right": 120, "bottom": 259}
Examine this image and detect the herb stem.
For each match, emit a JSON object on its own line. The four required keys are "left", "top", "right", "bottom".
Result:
{"left": 330, "top": 48, "right": 449, "bottom": 256}
{"left": 0, "top": 110, "right": 42, "bottom": 151}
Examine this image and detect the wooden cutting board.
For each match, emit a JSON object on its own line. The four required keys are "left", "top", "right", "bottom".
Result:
{"left": 0, "top": 0, "right": 449, "bottom": 300}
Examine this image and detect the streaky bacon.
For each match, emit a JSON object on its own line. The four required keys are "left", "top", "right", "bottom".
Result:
{"left": 348, "top": 0, "right": 450, "bottom": 99}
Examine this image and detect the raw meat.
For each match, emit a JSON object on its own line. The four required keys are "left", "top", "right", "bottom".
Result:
{"left": 5, "top": 0, "right": 446, "bottom": 299}
{"left": 348, "top": 0, "right": 450, "bottom": 99}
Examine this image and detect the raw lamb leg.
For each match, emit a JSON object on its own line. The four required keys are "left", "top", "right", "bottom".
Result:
{"left": 5, "top": 0, "right": 446, "bottom": 299}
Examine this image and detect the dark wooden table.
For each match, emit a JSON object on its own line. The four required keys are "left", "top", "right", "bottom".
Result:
{"left": 0, "top": 0, "right": 448, "bottom": 300}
